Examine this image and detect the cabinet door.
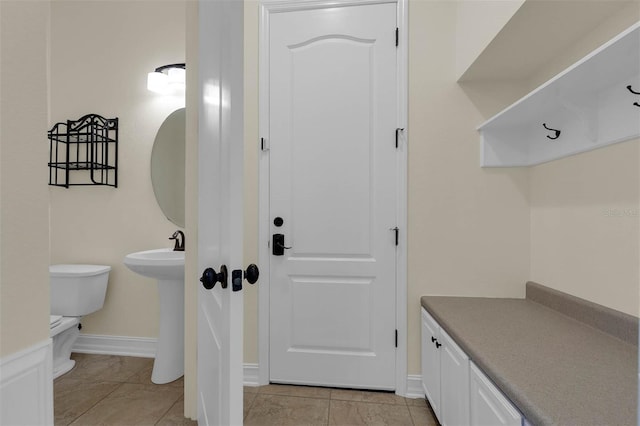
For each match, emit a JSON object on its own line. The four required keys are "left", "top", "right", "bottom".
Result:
{"left": 470, "top": 363, "right": 522, "bottom": 426}
{"left": 421, "top": 308, "right": 441, "bottom": 420}
{"left": 440, "top": 328, "right": 470, "bottom": 426}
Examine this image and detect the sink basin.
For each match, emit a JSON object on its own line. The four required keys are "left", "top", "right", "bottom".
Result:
{"left": 124, "top": 248, "right": 184, "bottom": 281}
{"left": 123, "top": 248, "right": 185, "bottom": 384}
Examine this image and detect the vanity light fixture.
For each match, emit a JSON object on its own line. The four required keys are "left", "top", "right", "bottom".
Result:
{"left": 147, "top": 63, "right": 186, "bottom": 94}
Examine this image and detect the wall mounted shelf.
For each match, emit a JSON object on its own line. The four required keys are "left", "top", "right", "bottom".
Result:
{"left": 48, "top": 114, "right": 119, "bottom": 187}
{"left": 478, "top": 22, "right": 640, "bottom": 167}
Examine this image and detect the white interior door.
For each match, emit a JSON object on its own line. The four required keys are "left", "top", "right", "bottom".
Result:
{"left": 197, "top": 0, "right": 244, "bottom": 424}
{"left": 268, "top": 2, "right": 398, "bottom": 390}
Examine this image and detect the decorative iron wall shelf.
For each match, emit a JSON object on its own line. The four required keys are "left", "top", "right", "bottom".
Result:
{"left": 48, "top": 114, "right": 119, "bottom": 188}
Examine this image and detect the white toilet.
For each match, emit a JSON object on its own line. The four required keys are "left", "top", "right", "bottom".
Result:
{"left": 49, "top": 264, "right": 111, "bottom": 379}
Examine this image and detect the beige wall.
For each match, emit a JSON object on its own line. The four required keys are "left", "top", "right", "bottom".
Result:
{"left": 49, "top": 1, "right": 186, "bottom": 338}
{"left": 243, "top": 0, "right": 261, "bottom": 368}
{"left": 407, "top": 0, "right": 531, "bottom": 374}
{"left": 530, "top": 141, "right": 639, "bottom": 316}
{"left": 0, "top": 0, "right": 51, "bottom": 358}
{"left": 527, "top": 3, "right": 640, "bottom": 317}
{"left": 455, "top": 0, "right": 524, "bottom": 79}
{"left": 184, "top": 0, "right": 198, "bottom": 419}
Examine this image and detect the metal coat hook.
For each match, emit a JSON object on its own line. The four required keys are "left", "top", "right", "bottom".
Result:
{"left": 626, "top": 85, "right": 640, "bottom": 95}
{"left": 543, "top": 123, "right": 561, "bottom": 140}
{"left": 627, "top": 85, "right": 640, "bottom": 107}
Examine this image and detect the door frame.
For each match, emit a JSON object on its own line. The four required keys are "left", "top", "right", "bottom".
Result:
{"left": 257, "top": 0, "right": 409, "bottom": 395}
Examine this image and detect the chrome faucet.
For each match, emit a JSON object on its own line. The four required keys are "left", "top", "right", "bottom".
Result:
{"left": 169, "top": 230, "right": 185, "bottom": 251}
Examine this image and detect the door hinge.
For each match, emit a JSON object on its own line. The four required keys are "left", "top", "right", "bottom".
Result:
{"left": 395, "top": 28, "right": 399, "bottom": 47}
{"left": 395, "top": 128, "right": 404, "bottom": 148}
{"left": 392, "top": 227, "right": 399, "bottom": 246}
{"left": 260, "top": 137, "right": 269, "bottom": 151}
{"left": 395, "top": 329, "right": 398, "bottom": 348}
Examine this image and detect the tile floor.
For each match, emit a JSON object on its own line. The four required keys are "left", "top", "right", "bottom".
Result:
{"left": 55, "top": 353, "right": 437, "bottom": 425}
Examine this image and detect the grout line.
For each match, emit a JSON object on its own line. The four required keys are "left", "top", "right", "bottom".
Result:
{"left": 154, "top": 394, "right": 184, "bottom": 426}
{"left": 244, "top": 391, "right": 258, "bottom": 421}
{"left": 64, "top": 381, "right": 125, "bottom": 426}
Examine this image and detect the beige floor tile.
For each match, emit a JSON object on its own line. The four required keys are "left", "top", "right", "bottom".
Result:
{"left": 67, "top": 353, "right": 151, "bottom": 382}
{"left": 244, "top": 391, "right": 258, "bottom": 420}
{"left": 329, "top": 400, "right": 413, "bottom": 426}
{"left": 70, "top": 383, "right": 182, "bottom": 426}
{"left": 54, "top": 377, "right": 121, "bottom": 426}
{"left": 126, "top": 361, "right": 184, "bottom": 388}
{"left": 244, "top": 394, "right": 330, "bottom": 426}
{"left": 157, "top": 397, "right": 198, "bottom": 426}
{"left": 405, "top": 397, "right": 428, "bottom": 407}
{"left": 244, "top": 385, "right": 260, "bottom": 394}
{"left": 408, "top": 405, "right": 438, "bottom": 425}
{"left": 331, "top": 389, "right": 407, "bottom": 406}
{"left": 258, "top": 383, "right": 332, "bottom": 399}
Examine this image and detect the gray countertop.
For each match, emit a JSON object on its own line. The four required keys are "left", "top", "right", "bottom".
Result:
{"left": 421, "top": 295, "right": 638, "bottom": 426}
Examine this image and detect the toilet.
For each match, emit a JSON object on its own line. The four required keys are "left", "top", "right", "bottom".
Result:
{"left": 49, "top": 264, "right": 111, "bottom": 379}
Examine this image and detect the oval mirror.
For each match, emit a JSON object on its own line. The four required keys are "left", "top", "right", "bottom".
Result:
{"left": 151, "top": 108, "right": 185, "bottom": 227}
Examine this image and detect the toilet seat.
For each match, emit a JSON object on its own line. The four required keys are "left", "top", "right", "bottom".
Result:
{"left": 50, "top": 316, "right": 79, "bottom": 338}
{"left": 50, "top": 315, "right": 63, "bottom": 329}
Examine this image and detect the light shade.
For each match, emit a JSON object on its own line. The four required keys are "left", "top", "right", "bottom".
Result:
{"left": 167, "top": 67, "right": 186, "bottom": 86}
{"left": 147, "top": 63, "right": 186, "bottom": 94}
{"left": 147, "top": 71, "right": 169, "bottom": 94}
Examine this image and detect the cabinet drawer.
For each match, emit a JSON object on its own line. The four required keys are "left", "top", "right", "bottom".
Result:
{"left": 470, "top": 362, "right": 522, "bottom": 426}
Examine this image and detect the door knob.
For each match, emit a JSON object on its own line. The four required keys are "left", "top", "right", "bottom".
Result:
{"left": 200, "top": 265, "right": 228, "bottom": 289}
{"left": 230, "top": 264, "right": 260, "bottom": 292}
{"left": 244, "top": 264, "right": 259, "bottom": 284}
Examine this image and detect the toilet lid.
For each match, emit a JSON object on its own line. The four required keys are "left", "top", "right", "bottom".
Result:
{"left": 50, "top": 264, "right": 111, "bottom": 278}
{"left": 50, "top": 315, "right": 63, "bottom": 328}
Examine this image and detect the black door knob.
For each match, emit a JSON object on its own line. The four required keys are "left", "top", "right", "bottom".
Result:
{"left": 244, "top": 264, "right": 259, "bottom": 284}
{"left": 200, "top": 265, "right": 228, "bottom": 289}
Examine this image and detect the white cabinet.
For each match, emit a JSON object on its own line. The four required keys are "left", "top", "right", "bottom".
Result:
{"left": 478, "top": 22, "right": 640, "bottom": 167}
{"left": 469, "top": 362, "right": 522, "bottom": 426}
{"left": 440, "top": 330, "right": 470, "bottom": 426}
{"left": 421, "top": 307, "right": 523, "bottom": 426}
{"left": 421, "top": 308, "right": 441, "bottom": 417}
{"left": 421, "top": 308, "right": 469, "bottom": 426}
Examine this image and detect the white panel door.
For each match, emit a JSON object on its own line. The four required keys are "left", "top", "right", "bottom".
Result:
{"left": 269, "top": 2, "right": 398, "bottom": 389}
{"left": 197, "top": 0, "right": 244, "bottom": 424}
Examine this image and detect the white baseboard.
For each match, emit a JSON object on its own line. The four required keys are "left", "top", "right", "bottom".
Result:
{"left": 243, "top": 363, "right": 260, "bottom": 387}
{"left": 70, "top": 338, "right": 424, "bottom": 400}
{"left": 0, "top": 339, "right": 53, "bottom": 426}
{"left": 404, "top": 374, "right": 425, "bottom": 399}
{"left": 73, "top": 334, "right": 156, "bottom": 358}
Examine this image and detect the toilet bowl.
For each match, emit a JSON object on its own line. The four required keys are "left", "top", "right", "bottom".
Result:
{"left": 50, "top": 264, "right": 110, "bottom": 379}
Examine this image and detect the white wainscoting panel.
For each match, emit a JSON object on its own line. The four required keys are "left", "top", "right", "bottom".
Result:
{"left": 0, "top": 339, "right": 53, "bottom": 426}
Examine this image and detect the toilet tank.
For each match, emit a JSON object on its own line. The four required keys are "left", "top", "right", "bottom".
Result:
{"left": 50, "top": 264, "right": 111, "bottom": 316}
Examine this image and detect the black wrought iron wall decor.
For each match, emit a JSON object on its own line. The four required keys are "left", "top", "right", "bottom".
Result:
{"left": 48, "top": 114, "right": 119, "bottom": 188}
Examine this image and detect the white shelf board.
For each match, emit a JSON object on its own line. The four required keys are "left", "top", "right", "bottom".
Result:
{"left": 458, "top": 1, "right": 632, "bottom": 83}
{"left": 478, "top": 22, "right": 640, "bottom": 168}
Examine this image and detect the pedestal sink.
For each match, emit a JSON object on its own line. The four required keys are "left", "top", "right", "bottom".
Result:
{"left": 124, "top": 248, "right": 184, "bottom": 384}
